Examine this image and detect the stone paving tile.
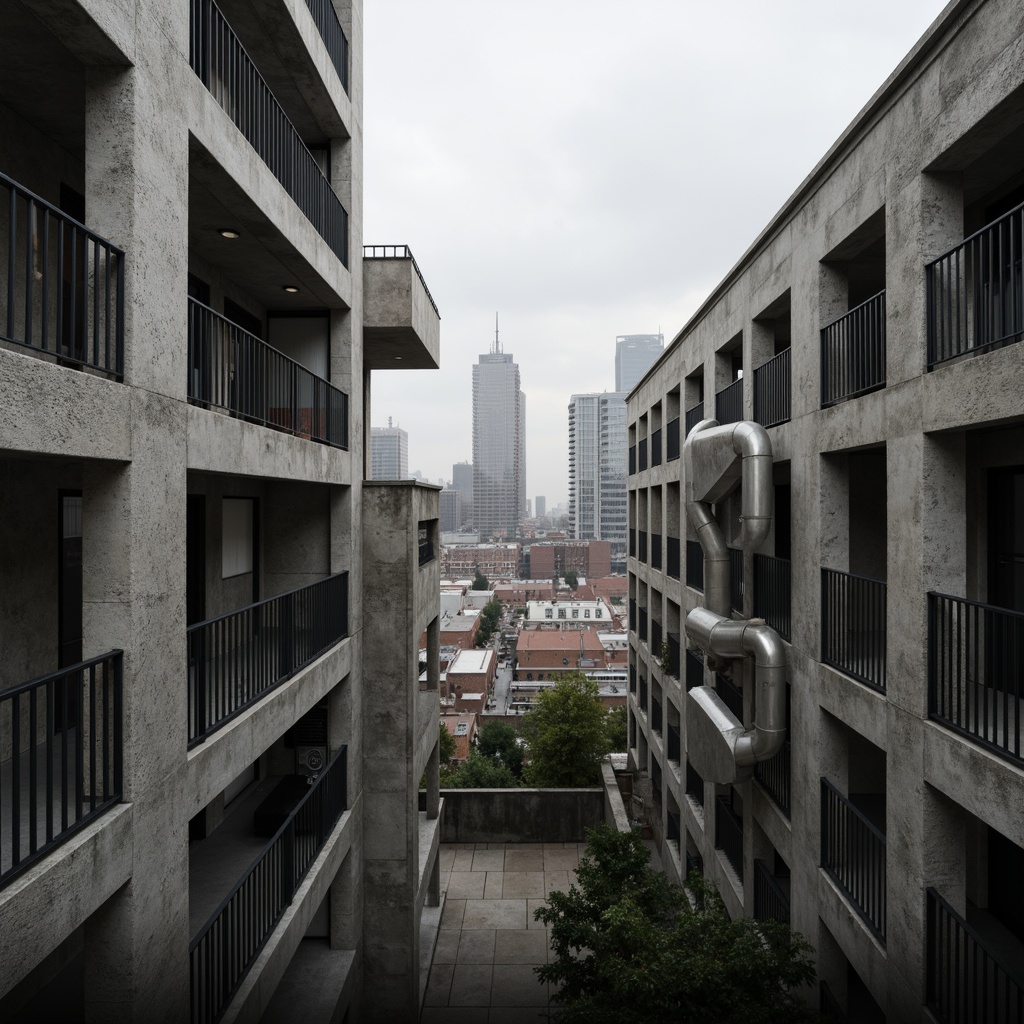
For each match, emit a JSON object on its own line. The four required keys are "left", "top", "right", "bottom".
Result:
{"left": 504, "top": 849, "right": 545, "bottom": 872}
{"left": 526, "top": 899, "right": 550, "bottom": 929}
{"left": 449, "top": 964, "right": 493, "bottom": 1006}
{"left": 542, "top": 848, "right": 579, "bottom": 871}
{"left": 433, "top": 927, "right": 461, "bottom": 965}
{"left": 457, "top": 929, "right": 496, "bottom": 964}
{"left": 453, "top": 849, "right": 477, "bottom": 871}
{"left": 484, "top": 871, "right": 504, "bottom": 898}
{"left": 473, "top": 849, "right": 506, "bottom": 872}
{"left": 424, "top": 963, "right": 454, "bottom": 1006}
{"left": 441, "top": 898, "right": 466, "bottom": 929}
{"left": 448, "top": 871, "right": 488, "bottom": 898}
{"left": 500, "top": 871, "right": 547, "bottom": 899}
{"left": 439, "top": 847, "right": 457, "bottom": 872}
{"left": 543, "top": 871, "right": 571, "bottom": 894}
{"left": 491, "top": 965, "right": 550, "bottom": 1007}
{"left": 488, "top": 1008, "right": 555, "bottom": 1023}
{"left": 421, "top": 1010, "right": 490, "bottom": 1024}
{"left": 462, "top": 898, "right": 528, "bottom": 930}
{"left": 493, "top": 928, "right": 550, "bottom": 965}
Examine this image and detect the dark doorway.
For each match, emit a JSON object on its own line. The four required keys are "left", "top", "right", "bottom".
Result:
{"left": 989, "top": 466, "right": 1024, "bottom": 612}
{"left": 187, "top": 494, "right": 206, "bottom": 625}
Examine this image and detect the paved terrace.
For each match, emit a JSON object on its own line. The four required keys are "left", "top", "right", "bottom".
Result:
{"left": 421, "top": 841, "right": 584, "bottom": 1022}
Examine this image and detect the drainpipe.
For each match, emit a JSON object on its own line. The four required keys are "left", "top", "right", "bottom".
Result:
{"left": 683, "top": 419, "right": 787, "bottom": 778}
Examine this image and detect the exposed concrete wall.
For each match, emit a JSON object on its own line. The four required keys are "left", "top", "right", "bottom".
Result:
{"left": 439, "top": 789, "right": 605, "bottom": 844}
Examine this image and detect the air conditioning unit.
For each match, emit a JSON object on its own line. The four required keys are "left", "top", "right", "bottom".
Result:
{"left": 297, "top": 745, "right": 327, "bottom": 779}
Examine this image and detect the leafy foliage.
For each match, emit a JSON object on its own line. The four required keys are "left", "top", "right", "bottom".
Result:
{"left": 475, "top": 597, "right": 503, "bottom": 648}
{"left": 472, "top": 570, "right": 489, "bottom": 591}
{"left": 477, "top": 720, "right": 524, "bottom": 778}
{"left": 520, "top": 673, "right": 611, "bottom": 787}
{"left": 603, "top": 705, "right": 627, "bottom": 752}
{"left": 535, "top": 826, "right": 820, "bottom": 1024}
{"left": 438, "top": 720, "right": 458, "bottom": 766}
{"left": 443, "top": 749, "right": 520, "bottom": 788}
{"left": 564, "top": 569, "right": 579, "bottom": 590}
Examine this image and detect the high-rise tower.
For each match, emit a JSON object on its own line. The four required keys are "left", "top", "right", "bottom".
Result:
{"left": 472, "top": 319, "right": 524, "bottom": 540}
{"left": 615, "top": 333, "right": 664, "bottom": 392}
{"left": 371, "top": 417, "right": 409, "bottom": 479}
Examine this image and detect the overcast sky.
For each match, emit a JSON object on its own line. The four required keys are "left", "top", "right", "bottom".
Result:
{"left": 363, "top": 0, "right": 949, "bottom": 508}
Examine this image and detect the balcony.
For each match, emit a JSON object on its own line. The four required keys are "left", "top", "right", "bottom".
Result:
{"left": 638, "top": 607, "right": 648, "bottom": 644}
{"left": 928, "top": 592, "right": 1022, "bottom": 766}
{"left": 754, "top": 733, "right": 791, "bottom": 819}
{"left": 638, "top": 437, "right": 648, "bottom": 472}
{"left": 754, "top": 858, "right": 790, "bottom": 924}
{"left": 418, "top": 522, "right": 436, "bottom": 566}
{"left": 628, "top": 528, "right": 636, "bottom": 558}
{"left": 1, "top": 172, "right": 124, "bottom": 378}
{"left": 638, "top": 676, "right": 648, "bottom": 715}
{"left": 715, "top": 378, "right": 743, "bottom": 425}
{"left": 188, "top": 299, "right": 349, "bottom": 449}
{"left": 628, "top": 444, "right": 636, "bottom": 475}
{"left": 686, "top": 849, "right": 704, "bottom": 877}
{"left": 651, "top": 695, "right": 662, "bottom": 734}
{"left": 628, "top": 664, "right": 636, "bottom": 694}
{"left": 638, "top": 530, "right": 648, "bottom": 564}
{"left": 303, "top": 0, "right": 349, "bottom": 91}
{"left": 715, "top": 794, "right": 744, "bottom": 881}
{"left": 926, "top": 886, "right": 1024, "bottom": 1024}
{"left": 685, "top": 539, "right": 704, "bottom": 591}
{"left": 363, "top": 245, "right": 441, "bottom": 369}
{"left": 189, "top": 0, "right": 349, "bottom": 264}
{"left": 667, "top": 536, "right": 681, "bottom": 580}
{"left": 754, "top": 553, "right": 792, "bottom": 641}
{"left": 651, "top": 428, "right": 662, "bottom": 467}
{"left": 667, "top": 722, "right": 681, "bottom": 764}
{"left": 651, "top": 533, "right": 662, "bottom": 571}
{"left": 188, "top": 573, "right": 349, "bottom": 746}
{"left": 753, "top": 348, "right": 791, "bottom": 428}
{"left": 821, "top": 568, "right": 887, "bottom": 692}
{"left": 686, "top": 760, "right": 705, "bottom": 808}
{"left": 821, "top": 290, "right": 886, "bottom": 406}
{"left": 927, "top": 201, "right": 1024, "bottom": 369}
{"left": 190, "top": 747, "right": 348, "bottom": 1024}
{"left": 685, "top": 400, "right": 705, "bottom": 436}
{"left": 728, "top": 546, "right": 743, "bottom": 613}
{"left": 651, "top": 619, "right": 663, "bottom": 662}
{"left": 685, "top": 647, "right": 704, "bottom": 691}
{"left": 666, "top": 632, "right": 681, "bottom": 680}
{"left": 628, "top": 597, "right": 636, "bottom": 632}
{"left": 1, "top": 652, "right": 123, "bottom": 888}
{"left": 667, "top": 808, "right": 680, "bottom": 845}
{"left": 666, "top": 417, "right": 680, "bottom": 460}
{"left": 716, "top": 673, "right": 743, "bottom": 721}
{"left": 820, "top": 778, "right": 886, "bottom": 942}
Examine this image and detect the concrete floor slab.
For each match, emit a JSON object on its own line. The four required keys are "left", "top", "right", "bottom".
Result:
{"left": 500, "top": 871, "right": 547, "bottom": 899}
{"left": 457, "top": 929, "right": 496, "bottom": 964}
{"left": 484, "top": 871, "right": 504, "bottom": 898}
{"left": 504, "top": 849, "right": 545, "bottom": 871}
{"left": 449, "top": 870, "right": 488, "bottom": 898}
{"left": 472, "top": 849, "right": 506, "bottom": 871}
{"left": 433, "top": 928, "right": 461, "bottom": 965}
{"left": 424, "top": 963, "right": 454, "bottom": 1006}
{"left": 462, "top": 899, "right": 528, "bottom": 930}
{"left": 442, "top": 898, "right": 467, "bottom": 928}
{"left": 494, "top": 929, "right": 549, "bottom": 965}
{"left": 491, "top": 965, "right": 550, "bottom": 1006}
{"left": 449, "top": 964, "right": 493, "bottom": 1006}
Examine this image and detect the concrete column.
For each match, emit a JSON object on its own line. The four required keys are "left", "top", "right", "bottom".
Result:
{"left": 426, "top": 740, "right": 440, "bottom": 820}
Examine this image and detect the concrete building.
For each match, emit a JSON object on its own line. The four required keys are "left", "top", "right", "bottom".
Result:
{"left": 535, "top": 496, "right": 546, "bottom": 518}
{"left": 615, "top": 333, "right": 663, "bottom": 393}
{"left": 370, "top": 418, "right": 409, "bottom": 480}
{"left": 441, "top": 542, "right": 521, "bottom": 581}
{"left": 472, "top": 344, "right": 524, "bottom": 540}
{"left": 452, "top": 461, "right": 474, "bottom": 526}
{"left": 627, "top": 2, "right": 1024, "bottom": 1020}
{"left": 525, "top": 599, "right": 613, "bottom": 629}
{"left": 568, "top": 392, "right": 628, "bottom": 559}
{"left": 439, "top": 487, "right": 462, "bottom": 532}
{"left": 0, "top": 2, "right": 444, "bottom": 1021}
{"left": 528, "top": 539, "right": 612, "bottom": 582}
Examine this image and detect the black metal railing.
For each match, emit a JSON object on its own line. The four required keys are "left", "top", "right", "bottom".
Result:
{"left": 651, "top": 428, "right": 662, "bottom": 467}
{"left": 628, "top": 597, "right": 637, "bottom": 633}
{"left": 628, "top": 444, "right": 636, "bottom": 475}
{"left": 754, "top": 348, "right": 791, "bottom": 428}
{"left": 928, "top": 592, "right": 1023, "bottom": 766}
{"left": 638, "top": 675, "right": 648, "bottom": 714}
{"left": 651, "top": 618, "right": 663, "bottom": 661}
{"left": 716, "top": 673, "right": 743, "bottom": 721}
{"left": 667, "top": 722, "right": 681, "bottom": 763}
{"left": 685, "top": 401, "right": 705, "bottom": 436}
{"left": 686, "top": 760, "right": 705, "bottom": 808}
{"left": 820, "top": 778, "right": 886, "bottom": 942}
{"left": 628, "top": 528, "right": 636, "bottom": 558}
{"left": 638, "top": 438, "right": 648, "bottom": 471}
{"left": 821, "top": 568, "right": 887, "bottom": 692}
{"left": 2, "top": 172, "right": 124, "bottom": 378}
{"left": 362, "top": 245, "right": 440, "bottom": 319}
{"left": 754, "top": 553, "right": 792, "bottom": 641}
{"left": 728, "top": 546, "right": 744, "bottom": 613}
{"left": 190, "top": 747, "right": 348, "bottom": 1024}
{"left": 666, "top": 417, "right": 680, "bottom": 461}
{"left": 667, "top": 536, "right": 680, "bottom": 579}
{"left": 651, "top": 695, "right": 662, "bottom": 734}
{"left": 189, "top": 0, "right": 349, "bottom": 264}
{"left": 651, "top": 533, "right": 662, "bottom": 570}
{"left": 755, "top": 736, "right": 791, "bottom": 819}
{"left": 188, "top": 299, "right": 348, "bottom": 449}
{"left": 188, "top": 573, "right": 349, "bottom": 746}
{"left": 927, "top": 202, "right": 1024, "bottom": 369}
{"left": 715, "top": 378, "right": 743, "bottom": 425}
{"left": 638, "top": 530, "right": 648, "bottom": 564}
{"left": 1, "top": 652, "right": 123, "bottom": 889}
{"left": 715, "top": 795, "right": 744, "bottom": 880}
{"left": 418, "top": 524, "right": 435, "bottom": 566}
{"left": 926, "top": 886, "right": 1024, "bottom": 1024}
{"left": 638, "top": 606, "right": 648, "bottom": 643}
{"left": 820, "top": 981, "right": 848, "bottom": 1023}
{"left": 754, "top": 859, "right": 790, "bottom": 924}
{"left": 629, "top": 663, "right": 636, "bottom": 694}
{"left": 686, "top": 539, "right": 705, "bottom": 591}
{"left": 667, "top": 632, "right": 681, "bottom": 679}
{"left": 685, "top": 648, "right": 704, "bottom": 691}
{"left": 821, "top": 290, "right": 886, "bottom": 406}
{"left": 303, "top": 0, "right": 349, "bottom": 91}
{"left": 667, "top": 808, "right": 680, "bottom": 844}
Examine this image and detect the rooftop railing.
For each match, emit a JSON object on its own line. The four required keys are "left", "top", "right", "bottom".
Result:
{"left": 189, "top": 0, "right": 348, "bottom": 264}
{"left": 188, "top": 573, "right": 349, "bottom": 746}
{"left": 188, "top": 298, "right": 348, "bottom": 449}
{"left": 821, "top": 290, "right": 886, "bottom": 406}
{"left": 362, "top": 244, "right": 440, "bottom": 318}
{"left": 1, "top": 651, "right": 123, "bottom": 888}
{"left": 927, "top": 201, "right": 1024, "bottom": 369}
{"left": 715, "top": 377, "right": 744, "bottom": 425}
{"left": 928, "top": 592, "right": 1022, "bottom": 766}
{"left": 821, "top": 567, "right": 887, "bottom": 692}
{"left": 754, "top": 348, "right": 791, "bottom": 428}
{"left": 2, "top": 172, "right": 124, "bottom": 378}
{"left": 821, "top": 778, "right": 886, "bottom": 942}
{"left": 190, "top": 747, "right": 347, "bottom": 1024}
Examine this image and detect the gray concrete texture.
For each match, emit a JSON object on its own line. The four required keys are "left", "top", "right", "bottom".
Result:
{"left": 440, "top": 789, "right": 606, "bottom": 845}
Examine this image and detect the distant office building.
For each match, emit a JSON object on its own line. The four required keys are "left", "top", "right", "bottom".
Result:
{"left": 371, "top": 418, "right": 408, "bottom": 479}
{"left": 472, "top": 339, "right": 524, "bottom": 540}
{"left": 535, "top": 496, "right": 546, "bottom": 518}
{"left": 568, "top": 393, "right": 628, "bottom": 558}
{"left": 528, "top": 539, "right": 612, "bottom": 581}
{"left": 615, "top": 333, "right": 663, "bottom": 393}
{"left": 452, "top": 461, "right": 474, "bottom": 525}
{"left": 440, "top": 488, "right": 462, "bottom": 532}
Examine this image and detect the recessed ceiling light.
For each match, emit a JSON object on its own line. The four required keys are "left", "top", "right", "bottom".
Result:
{"left": 218, "top": 228, "right": 240, "bottom": 239}
{"left": 394, "top": 355, "right": 403, "bottom": 361}
{"left": 283, "top": 285, "right": 300, "bottom": 293}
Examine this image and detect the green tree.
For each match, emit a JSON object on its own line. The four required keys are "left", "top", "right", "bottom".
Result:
{"left": 535, "top": 826, "right": 820, "bottom": 1024}
{"left": 472, "top": 570, "right": 489, "bottom": 591}
{"left": 475, "top": 596, "right": 503, "bottom": 648}
{"left": 477, "top": 720, "right": 524, "bottom": 778}
{"left": 445, "top": 749, "right": 520, "bottom": 788}
{"left": 520, "top": 673, "right": 611, "bottom": 786}
{"left": 438, "top": 720, "right": 457, "bottom": 766}
{"left": 564, "top": 569, "right": 579, "bottom": 590}
{"left": 603, "top": 705, "right": 627, "bottom": 752}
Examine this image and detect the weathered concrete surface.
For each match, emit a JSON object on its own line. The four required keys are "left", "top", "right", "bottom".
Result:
{"left": 362, "top": 256, "right": 441, "bottom": 369}
{"left": 439, "top": 789, "right": 605, "bottom": 844}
